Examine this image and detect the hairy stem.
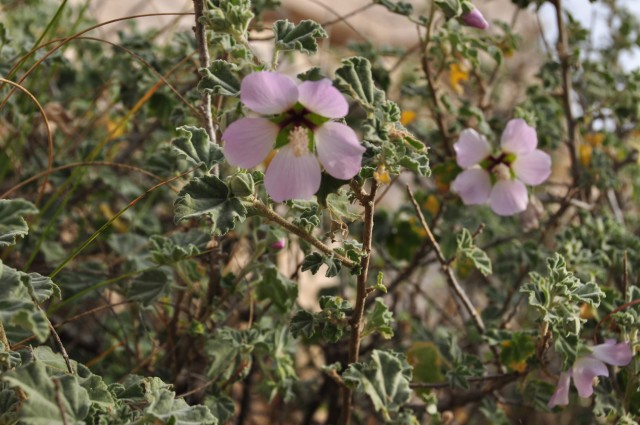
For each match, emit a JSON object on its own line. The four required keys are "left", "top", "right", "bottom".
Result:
{"left": 251, "top": 199, "right": 357, "bottom": 268}
{"left": 0, "top": 322, "right": 10, "bottom": 350}
{"left": 192, "top": 0, "right": 219, "bottom": 176}
{"left": 340, "top": 180, "right": 378, "bottom": 425}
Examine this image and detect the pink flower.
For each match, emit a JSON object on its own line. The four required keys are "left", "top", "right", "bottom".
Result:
{"left": 271, "top": 238, "right": 286, "bottom": 250}
{"left": 461, "top": 7, "right": 489, "bottom": 30}
{"left": 547, "top": 340, "right": 633, "bottom": 408}
{"left": 222, "top": 72, "right": 365, "bottom": 202}
{"left": 450, "top": 119, "right": 551, "bottom": 216}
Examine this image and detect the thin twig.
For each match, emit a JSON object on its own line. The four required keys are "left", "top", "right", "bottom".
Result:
{"left": 340, "top": 179, "right": 378, "bottom": 425}
{"left": 192, "top": 0, "right": 218, "bottom": 176}
{"left": 553, "top": 0, "right": 580, "bottom": 184}
{"left": 32, "top": 301, "right": 73, "bottom": 374}
{"left": 406, "top": 186, "right": 485, "bottom": 334}
{"left": 52, "top": 378, "right": 70, "bottom": 425}
{"left": 410, "top": 371, "right": 522, "bottom": 389}
{"left": 0, "top": 322, "right": 10, "bottom": 350}
{"left": 251, "top": 199, "right": 357, "bottom": 268}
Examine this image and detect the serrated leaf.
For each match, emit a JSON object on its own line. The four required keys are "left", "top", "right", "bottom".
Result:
{"left": 373, "top": 0, "right": 413, "bottom": 15}
{"left": 362, "top": 298, "right": 394, "bottom": 339}
{"left": 273, "top": 19, "right": 327, "bottom": 55}
{"left": 172, "top": 126, "right": 224, "bottom": 171}
{"left": 342, "top": 350, "right": 412, "bottom": 421}
{"left": 198, "top": 60, "right": 240, "bottom": 96}
{"left": 149, "top": 230, "right": 207, "bottom": 265}
{"left": 0, "top": 199, "right": 38, "bottom": 247}
{"left": 24, "top": 272, "right": 61, "bottom": 303}
{"left": 143, "top": 389, "right": 217, "bottom": 425}
{"left": 128, "top": 270, "right": 171, "bottom": 306}
{"left": 290, "top": 310, "right": 317, "bottom": 339}
{"left": 2, "top": 362, "right": 91, "bottom": 425}
{"left": 335, "top": 57, "right": 386, "bottom": 112}
{"left": 0, "top": 261, "right": 49, "bottom": 342}
{"left": 435, "top": 0, "right": 463, "bottom": 19}
{"left": 256, "top": 266, "right": 298, "bottom": 313}
{"left": 174, "top": 175, "right": 247, "bottom": 236}
{"left": 456, "top": 228, "right": 492, "bottom": 276}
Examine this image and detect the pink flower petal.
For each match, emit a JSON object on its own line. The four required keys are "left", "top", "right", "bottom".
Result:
{"left": 451, "top": 168, "right": 491, "bottom": 205}
{"left": 512, "top": 149, "right": 552, "bottom": 186}
{"left": 298, "top": 79, "right": 348, "bottom": 119}
{"left": 547, "top": 371, "right": 571, "bottom": 408}
{"left": 500, "top": 119, "right": 538, "bottom": 155}
{"left": 489, "top": 179, "right": 528, "bottom": 216}
{"left": 572, "top": 356, "right": 609, "bottom": 398}
{"left": 240, "top": 72, "right": 298, "bottom": 115}
{"left": 590, "top": 340, "right": 633, "bottom": 367}
{"left": 454, "top": 129, "right": 492, "bottom": 168}
{"left": 222, "top": 117, "right": 279, "bottom": 168}
{"left": 315, "top": 122, "right": 365, "bottom": 180}
{"left": 264, "top": 146, "right": 321, "bottom": 202}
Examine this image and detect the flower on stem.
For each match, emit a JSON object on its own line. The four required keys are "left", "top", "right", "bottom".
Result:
{"left": 461, "top": 7, "right": 489, "bottom": 30}
{"left": 547, "top": 340, "right": 633, "bottom": 408}
{"left": 222, "top": 72, "right": 365, "bottom": 202}
{"left": 451, "top": 119, "right": 551, "bottom": 216}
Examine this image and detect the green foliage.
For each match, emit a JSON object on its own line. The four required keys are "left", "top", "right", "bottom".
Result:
{"left": 198, "top": 60, "right": 241, "bottom": 97}
{"left": 290, "top": 296, "right": 352, "bottom": 342}
{"left": 343, "top": 350, "right": 413, "bottom": 421}
{"left": 174, "top": 175, "right": 247, "bottom": 236}
{"left": 456, "top": 228, "right": 492, "bottom": 276}
{"left": 0, "top": 199, "right": 37, "bottom": 247}
{"left": 273, "top": 19, "right": 327, "bottom": 55}
{"left": 256, "top": 266, "right": 298, "bottom": 312}
{"left": 127, "top": 270, "right": 171, "bottom": 306}
{"left": 171, "top": 126, "right": 224, "bottom": 172}
{"left": 373, "top": 0, "right": 413, "bottom": 16}
{"left": 335, "top": 57, "right": 386, "bottom": 113}
{"left": 362, "top": 298, "right": 394, "bottom": 339}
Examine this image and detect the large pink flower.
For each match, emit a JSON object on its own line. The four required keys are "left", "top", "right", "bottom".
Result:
{"left": 547, "top": 340, "right": 633, "bottom": 408}
{"left": 450, "top": 119, "right": 551, "bottom": 216}
{"left": 222, "top": 72, "right": 365, "bottom": 202}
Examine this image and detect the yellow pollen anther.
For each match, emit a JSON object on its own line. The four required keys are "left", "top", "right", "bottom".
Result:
{"left": 493, "top": 163, "right": 511, "bottom": 181}
{"left": 289, "top": 126, "right": 310, "bottom": 157}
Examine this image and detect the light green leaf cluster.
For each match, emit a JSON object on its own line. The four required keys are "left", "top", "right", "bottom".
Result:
{"left": 171, "top": 126, "right": 224, "bottom": 172}
{"left": 273, "top": 19, "right": 327, "bottom": 55}
{"left": 457, "top": 228, "right": 492, "bottom": 276}
{"left": 0, "top": 199, "right": 37, "bottom": 247}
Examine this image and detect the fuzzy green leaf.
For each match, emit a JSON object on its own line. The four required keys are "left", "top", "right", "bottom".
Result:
{"left": 142, "top": 389, "right": 218, "bottom": 425}
{"left": 198, "top": 60, "right": 240, "bottom": 96}
{"left": 456, "top": 228, "right": 492, "bottom": 276}
{"left": 172, "top": 126, "right": 224, "bottom": 171}
{"left": 335, "top": 57, "right": 386, "bottom": 112}
{"left": 128, "top": 270, "right": 171, "bottom": 306}
{"left": 362, "top": 298, "right": 394, "bottom": 339}
{"left": 273, "top": 19, "right": 327, "bottom": 55}
{"left": 342, "top": 350, "right": 413, "bottom": 421}
{"left": 174, "top": 175, "right": 247, "bottom": 236}
{"left": 256, "top": 266, "right": 298, "bottom": 313}
{"left": 0, "top": 199, "right": 38, "bottom": 247}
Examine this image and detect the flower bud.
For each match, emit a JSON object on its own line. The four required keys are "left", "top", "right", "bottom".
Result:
{"left": 271, "top": 238, "right": 286, "bottom": 250}
{"left": 229, "top": 173, "right": 254, "bottom": 197}
{"left": 461, "top": 8, "right": 489, "bottom": 30}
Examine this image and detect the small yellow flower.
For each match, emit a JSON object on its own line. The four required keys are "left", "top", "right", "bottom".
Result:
{"left": 449, "top": 63, "right": 469, "bottom": 95}
{"left": 509, "top": 360, "right": 527, "bottom": 373}
{"left": 584, "top": 132, "right": 604, "bottom": 147}
{"left": 373, "top": 164, "right": 391, "bottom": 185}
{"left": 401, "top": 110, "right": 417, "bottom": 126}
{"left": 423, "top": 195, "right": 440, "bottom": 216}
{"left": 578, "top": 144, "right": 593, "bottom": 166}
{"left": 579, "top": 303, "right": 595, "bottom": 320}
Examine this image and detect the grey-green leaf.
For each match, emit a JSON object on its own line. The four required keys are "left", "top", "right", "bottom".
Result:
{"left": 335, "top": 57, "right": 386, "bottom": 112}
{"left": 198, "top": 60, "right": 240, "bottom": 96}
{"left": 128, "top": 270, "right": 171, "bottom": 306}
{"left": 172, "top": 126, "right": 224, "bottom": 171}
{"left": 273, "top": 19, "right": 327, "bottom": 55}
{"left": 143, "top": 389, "right": 218, "bottom": 425}
{"left": 174, "top": 175, "right": 247, "bottom": 236}
{"left": 0, "top": 199, "right": 38, "bottom": 247}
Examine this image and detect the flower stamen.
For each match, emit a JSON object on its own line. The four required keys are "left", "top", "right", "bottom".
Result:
{"left": 492, "top": 163, "right": 511, "bottom": 181}
{"left": 289, "top": 126, "right": 310, "bottom": 157}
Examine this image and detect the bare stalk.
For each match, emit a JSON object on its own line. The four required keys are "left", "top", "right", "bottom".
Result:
{"left": 339, "top": 180, "right": 378, "bottom": 425}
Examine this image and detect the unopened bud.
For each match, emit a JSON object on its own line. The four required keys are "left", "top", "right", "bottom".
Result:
{"left": 271, "top": 238, "right": 286, "bottom": 250}
{"left": 461, "top": 8, "right": 489, "bottom": 30}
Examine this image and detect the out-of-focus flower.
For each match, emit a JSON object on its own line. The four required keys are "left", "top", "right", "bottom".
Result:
{"left": 548, "top": 340, "right": 633, "bottom": 408}
{"left": 461, "top": 7, "right": 489, "bottom": 30}
{"left": 401, "top": 110, "right": 417, "bottom": 125}
{"left": 449, "top": 63, "right": 469, "bottom": 95}
{"left": 222, "top": 72, "right": 365, "bottom": 202}
{"left": 450, "top": 119, "right": 552, "bottom": 216}
{"left": 373, "top": 164, "right": 391, "bottom": 185}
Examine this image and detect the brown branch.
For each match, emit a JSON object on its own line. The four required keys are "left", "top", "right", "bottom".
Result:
{"left": 553, "top": 0, "right": 580, "bottom": 184}
{"left": 406, "top": 186, "right": 486, "bottom": 334}
{"left": 340, "top": 180, "right": 378, "bottom": 425}
{"left": 0, "top": 322, "right": 10, "bottom": 351}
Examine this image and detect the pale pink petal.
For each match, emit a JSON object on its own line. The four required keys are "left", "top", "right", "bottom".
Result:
{"left": 461, "top": 8, "right": 489, "bottom": 30}
{"left": 264, "top": 146, "right": 321, "bottom": 202}
{"left": 298, "top": 79, "right": 348, "bottom": 119}
{"left": 222, "top": 117, "right": 279, "bottom": 168}
{"left": 240, "top": 72, "right": 298, "bottom": 115}
{"left": 512, "top": 149, "right": 552, "bottom": 185}
{"left": 590, "top": 340, "right": 633, "bottom": 367}
{"left": 451, "top": 168, "right": 491, "bottom": 205}
{"left": 572, "top": 357, "right": 608, "bottom": 398}
{"left": 547, "top": 371, "right": 571, "bottom": 408}
{"left": 315, "top": 122, "right": 365, "bottom": 180}
{"left": 500, "top": 119, "right": 538, "bottom": 155}
{"left": 489, "top": 179, "right": 528, "bottom": 216}
{"left": 454, "top": 129, "right": 492, "bottom": 168}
